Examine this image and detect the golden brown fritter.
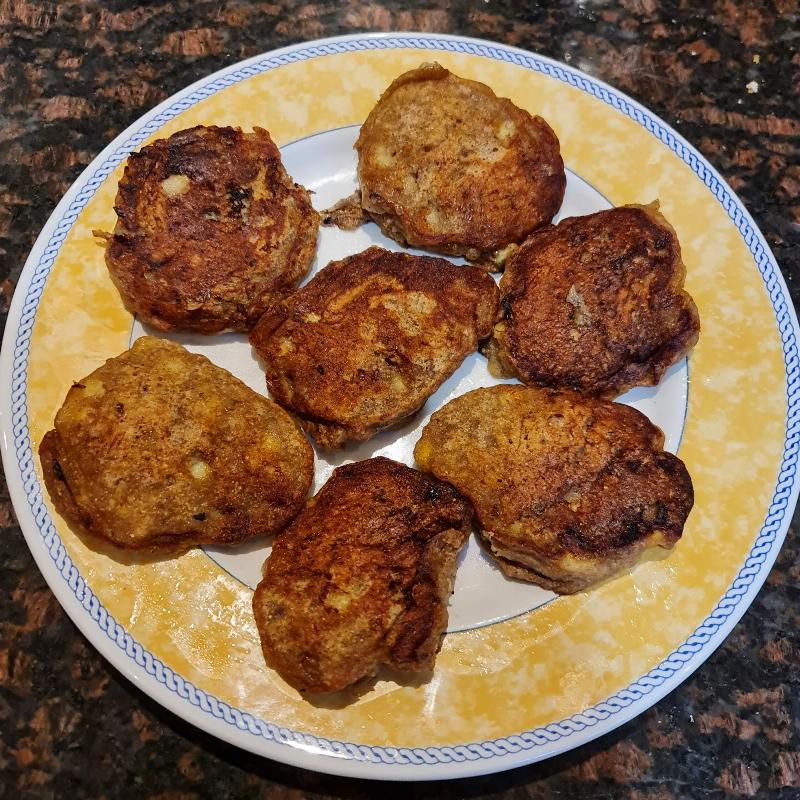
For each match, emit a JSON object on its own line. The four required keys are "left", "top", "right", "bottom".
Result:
{"left": 252, "top": 457, "right": 472, "bottom": 694}
{"left": 39, "top": 337, "right": 313, "bottom": 551}
{"left": 352, "top": 63, "right": 565, "bottom": 267}
{"left": 249, "top": 246, "right": 500, "bottom": 449}
{"left": 102, "top": 125, "right": 319, "bottom": 333}
{"left": 414, "top": 385, "right": 693, "bottom": 594}
{"left": 485, "top": 202, "right": 700, "bottom": 396}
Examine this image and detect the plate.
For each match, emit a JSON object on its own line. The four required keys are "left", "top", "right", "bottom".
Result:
{"left": 2, "top": 33, "right": 797, "bottom": 781}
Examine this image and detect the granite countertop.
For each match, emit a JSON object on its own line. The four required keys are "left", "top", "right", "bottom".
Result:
{"left": 1, "top": 2, "right": 798, "bottom": 797}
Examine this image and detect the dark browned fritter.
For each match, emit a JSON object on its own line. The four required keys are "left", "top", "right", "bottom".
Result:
{"left": 485, "top": 202, "right": 700, "bottom": 396}
{"left": 103, "top": 125, "right": 319, "bottom": 333}
{"left": 352, "top": 63, "right": 565, "bottom": 267}
{"left": 252, "top": 457, "right": 472, "bottom": 694}
{"left": 415, "top": 385, "right": 693, "bottom": 594}
{"left": 39, "top": 337, "right": 314, "bottom": 551}
{"left": 249, "top": 246, "right": 500, "bottom": 449}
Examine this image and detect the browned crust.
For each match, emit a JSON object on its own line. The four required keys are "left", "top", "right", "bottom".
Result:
{"left": 252, "top": 457, "right": 472, "bottom": 693}
{"left": 39, "top": 337, "right": 314, "bottom": 551}
{"left": 40, "top": 428, "right": 212, "bottom": 554}
{"left": 488, "top": 551, "right": 583, "bottom": 593}
{"left": 249, "top": 246, "right": 500, "bottom": 449}
{"left": 103, "top": 125, "right": 319, "bottom": 333}
{"left": 40, "top": 429, "right": 94, "bottom": 537}
{"left": 415, "top": 384, "right": 693, "bottom": 594}
{"left": 355, "top": 63, "right": 565, "bottom": 263}
{"left": 488, "top": 202, "right": 701, "bottom": 397}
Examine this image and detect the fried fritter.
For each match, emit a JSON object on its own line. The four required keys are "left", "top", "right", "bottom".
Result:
{"left": 352, "top": 63, "right": 565, "bottom": 267}
{"left": 39, "top": 337, "right": 313, "bottom": 551}
{"left": 252, "top": 457, "right": 472, "bottom": 694}
{"left": 414, "top": 385, "right": 693, "bottom": 594}
{"left": 249, "top": 246, "right": 500, "bottom": 449}
{"left": 485, "top": 202, "right": 700, "bottom": 396}
{"left": 102, "top": 125, "right": 319, "bottom": 333}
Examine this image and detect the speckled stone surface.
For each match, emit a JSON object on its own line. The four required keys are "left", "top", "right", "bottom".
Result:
{"left": 1, "top": 2, "right": 798, "bottom": 798}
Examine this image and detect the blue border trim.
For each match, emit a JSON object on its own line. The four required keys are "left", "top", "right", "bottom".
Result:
{"left": 10, "top": 35, "right": 799, "bottom": 768}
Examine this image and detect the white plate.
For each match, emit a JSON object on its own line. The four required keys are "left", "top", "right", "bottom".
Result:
{"left": 2, "top": 33, "right": 797, "bottom": 781}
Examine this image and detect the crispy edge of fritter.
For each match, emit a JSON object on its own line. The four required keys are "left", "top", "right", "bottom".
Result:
{"left": 352, "top": 63, "right": 565, "bottom": 267}
{"left": 486, "top": 201, "right": 701, "bottom": 396}
{"left": 298, "top": 412, "right": 417, "bottom": 451}
{"left": 39, "top": 428, "right": 202, "bottom": 555}
{"left": 40, "top": 429, "right": 92, "bottom": 535}
{"left": 487, "top": 525, "right": 680, "bottom": 595}
{"left": 251, "top": 457, "right": 473, "bottom": 694}
{"left": 383, "top": 525, "right": 468, "bottom": 674}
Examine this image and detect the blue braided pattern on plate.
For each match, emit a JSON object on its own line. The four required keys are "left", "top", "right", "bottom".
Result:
{"left": 11, "top": 35, "right": 799, "bottom": 767}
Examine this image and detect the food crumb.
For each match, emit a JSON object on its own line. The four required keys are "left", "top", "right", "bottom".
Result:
{"left": 752, "top": 54, "right": 760, "bottom": 64}
{"left": 566, "top": 284, "right": 591, "bottom": 326}
{"left": 746, "top": 80, "right": 759, "bottom": 94}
